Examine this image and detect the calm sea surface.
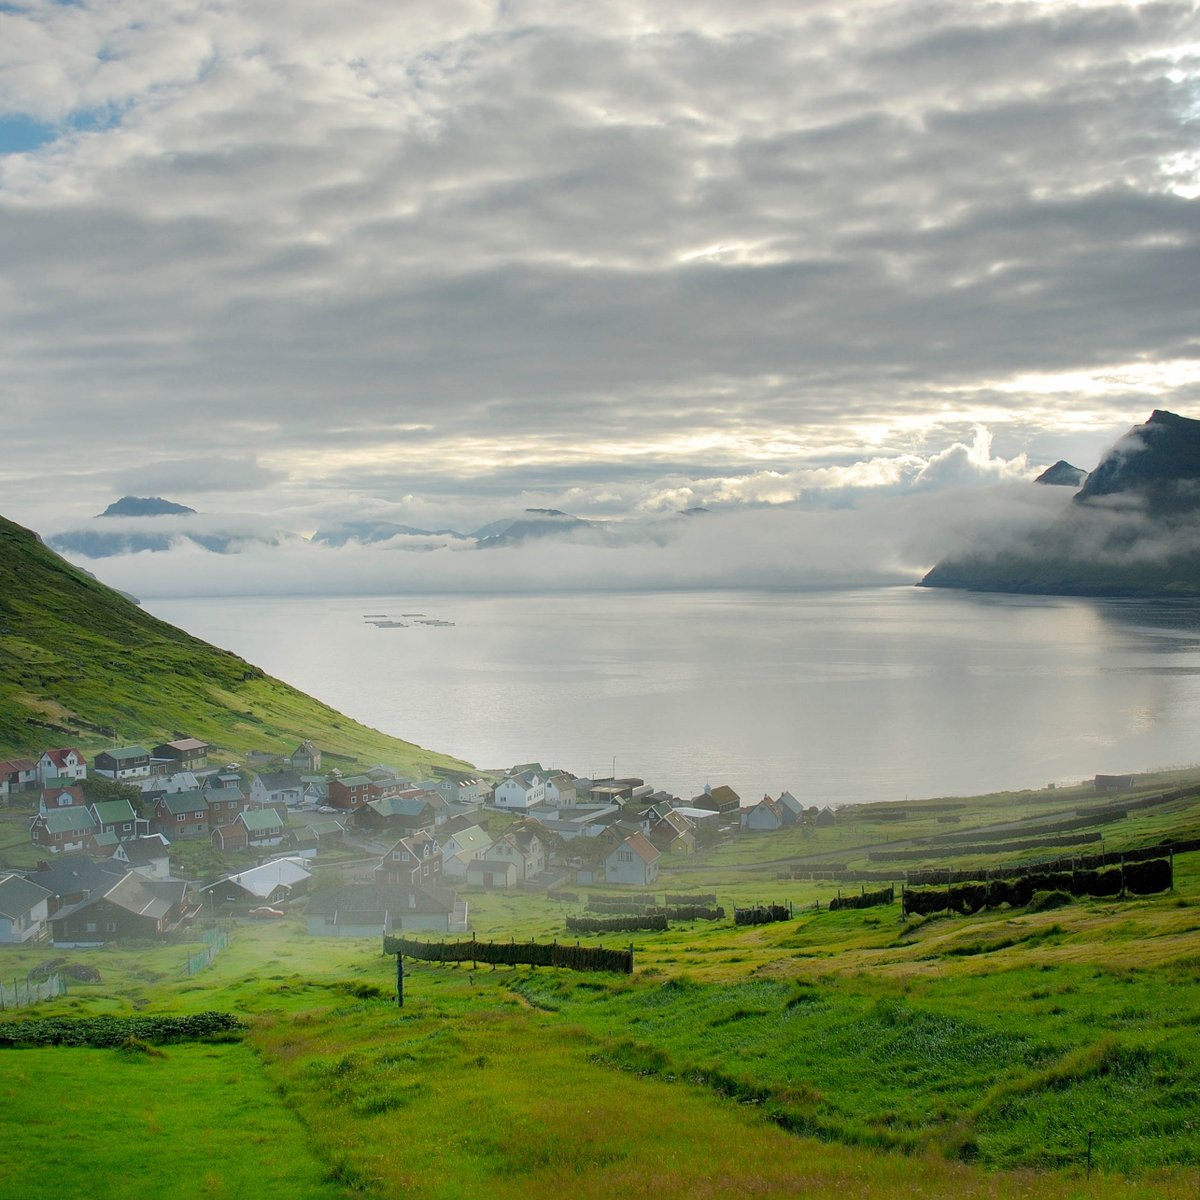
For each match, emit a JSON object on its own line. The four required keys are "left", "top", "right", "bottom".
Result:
{"left": 145, "top": 588, "right": 1200, "bottom": 806}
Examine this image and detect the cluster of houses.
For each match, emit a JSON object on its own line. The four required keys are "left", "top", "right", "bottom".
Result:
{"left": 4, "top": 740, "right": 349, "bottom": 859}
{"left": 0, "top": 734, "right": 845, "bottom": 946}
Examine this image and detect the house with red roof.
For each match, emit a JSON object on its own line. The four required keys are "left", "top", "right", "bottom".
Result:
{"left": 36, "top": 748, "right": 87, "bottom": 785}
{"left": 0, "top": 758, "right": 39, "bottom": 798}
{"left": 604, "top": 832, "right": 661, "bottom": 887}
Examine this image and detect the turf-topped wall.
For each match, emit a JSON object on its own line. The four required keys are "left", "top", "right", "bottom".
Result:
{"left": 384, "top": 934, "right": 634, "bottom": 974}
{"left": 901, "top": 858, "right": 1172, "bottom": 916}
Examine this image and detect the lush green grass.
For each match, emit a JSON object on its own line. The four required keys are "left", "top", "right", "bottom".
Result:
{"left": 0, "top": 512, "right": 467, "bottom": 775}
{"left": 2, "top": 776, "right": 1200, "bottom": 1196}
{"left": 247, "top": 982, "right": 1194, "bottom": 1200}
{"left": 0, "top": 1042, "right": 346, "bottom": 1199}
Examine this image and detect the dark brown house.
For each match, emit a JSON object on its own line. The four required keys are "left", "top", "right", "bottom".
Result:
{"left": 50, "top": 873, "right": 193, "bottom": 943}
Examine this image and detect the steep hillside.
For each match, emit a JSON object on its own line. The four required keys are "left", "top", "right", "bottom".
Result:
{"left": 0, "top": 513, "right": 468, "bottom": 774}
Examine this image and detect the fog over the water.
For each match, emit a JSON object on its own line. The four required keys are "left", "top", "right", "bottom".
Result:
{"left": 67, "top": 475, "right": 1077, "bottom": 598}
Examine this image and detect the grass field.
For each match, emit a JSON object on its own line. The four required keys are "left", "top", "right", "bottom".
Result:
{"left": 1, "top": 780, "right": 1199, "bottom": 1197}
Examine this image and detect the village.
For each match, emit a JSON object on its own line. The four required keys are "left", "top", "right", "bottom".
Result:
{"left": 0, "top": 738, "right": 841, "bottom": 948}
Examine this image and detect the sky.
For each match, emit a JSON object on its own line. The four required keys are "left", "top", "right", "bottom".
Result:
{"left": 1, "top": 1, "right": 1199, "bottom": 593}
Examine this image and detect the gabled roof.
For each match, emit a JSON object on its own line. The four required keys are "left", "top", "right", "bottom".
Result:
{"left": 0, "top": 874, "right": 52, "bottom": 919}
{"left": 142, "top": 771, "right": 200, "bottom": 794}
{"left": 0, "top": 758, "right": 37, "bottom": 773}
{"left": 42, "top": 748, "right": 87, "bottom": 767}
{"left": 441, "top": 825, "right": 490, "bottom": 854}
{"left": 204, "top": 784, "right": 245, "bottom": 805}
{"left": 367, "top": 795, "right": 433, "bottom": 819}
{"left": 749, "top": 798, "right": 784, "bottom": 821}
{"left": 157, "top": 790, "right": 208, "bottom": 816}
{"left": 615, "top": 831, "right": 660, "bottom": 865}
{"left": 305, "top": 819, "right": 345, "bottom": 838}
{"left": 41, "top": 785, "right": 84, "bottom": 805}
{"left": 114, "top": 836, "right": 171, "bottom": 864}
{"left": 55, "top": 873, "right": 186, "bottom": 922}
{"left": 334, "top": 774, "right": 372, "bottom": 787}
{"left": 255, "top": 770, "right": 302, "bottom": 791}
{"left": 24, "top": 854, "right": 126, "bottom": 898}
{"left": 91, "top": 799, "right": 137, "bottom": 824}
{"left": 98, "top": 745, "right": 149, "bottom": 762}
{"left": 499, "top": 769, "right": 542, "bottom": 790}
{"left": 653, "top": 809, "right": 694, "bottom": 836}
{"left": 381, "top": 831, "right": 439, "bottom": 861}
{"left": 158, "top": 738, "right": 210, "bottom": 753}
{"left": 203, "top": 858, "right": 311, "bottom": 898}
{"left": 238, "top": 808, "right": 285, "bottom": 832}
{"left": 38, "top": 808, "right": 98, "bottom": 836}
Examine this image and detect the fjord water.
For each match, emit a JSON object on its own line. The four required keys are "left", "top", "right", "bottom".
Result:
{"left": 147, "top": 588, "right": 1200, "bottom": 805}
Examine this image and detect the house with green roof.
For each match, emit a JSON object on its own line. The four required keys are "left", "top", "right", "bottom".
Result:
{"left": 94, "top": 745, "right": 152, "bottom": 781}
{"left": 351, "top": 793, "right": 438, "bottom": 836}
{"left": 151, "top": 790, "right": 210, "bottom": 839}
{"left": 89, "top": 798, "right": 145, "bottom": 841}
{"left": 210, "top": 806, "right": 286, "bottom": 851}
{"left": 29, "top": 807, "right": 98, "bottom": 854}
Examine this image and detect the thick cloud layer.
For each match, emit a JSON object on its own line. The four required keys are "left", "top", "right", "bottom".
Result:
{"left": 65, "top": 476, "right": 1075, "bottom": 598}
{"left": 1, "top": 2, "right": 1198, "bottom": 534}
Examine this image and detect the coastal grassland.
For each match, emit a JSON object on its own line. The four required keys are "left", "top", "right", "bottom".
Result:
{"left": 0, "top": 513, "right": 467, "bottom": 775}
{"left": 657, "top": 769, "right": 1200, "bottom": 886}
{"left": 0, "top": 1041, "right": 345, "bottom": 1199}
{"left": 2, "top": 874, "right": 1198, "bottom": 1197}
{"left": 246, "top": 982, "right": 1190, "bottom": 1200}
{"left": 2, "top": 796, "right": 1199, "bottom": 1196}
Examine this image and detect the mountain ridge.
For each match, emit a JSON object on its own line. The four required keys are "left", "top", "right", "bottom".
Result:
{"left": 922, "top": 410, "right": 1200, "bottom": 597}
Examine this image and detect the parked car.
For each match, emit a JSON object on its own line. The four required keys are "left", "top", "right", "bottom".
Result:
{"left": 247, "top": 906, "right": 285, "bottom": 919}
{"left": 317, "top": 805, "right": 337, "bottom": 814}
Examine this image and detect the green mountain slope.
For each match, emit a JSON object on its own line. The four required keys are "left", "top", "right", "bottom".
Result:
{"left": 0, "top": 513, "right": 468, "bottom": 774}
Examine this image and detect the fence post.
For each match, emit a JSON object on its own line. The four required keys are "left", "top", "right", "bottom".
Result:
{"left": 395, "top": 952, "right": 404, "bottom": 1008}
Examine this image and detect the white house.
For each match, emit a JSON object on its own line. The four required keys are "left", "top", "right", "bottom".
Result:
{"left": 741, "top": 798, "right": 786, "bottom": 831}
{"left": 250, "top": 770, "right": 304, "bottom": 809}
{"left": 111, "top": 835, "right": 172, "bottom": 880}
{"left": 0, "top": 874, "right": 52, "bottom": 944}
{"left": 0, "top": 758, "right": 39, "bottom": 798}
{"left": 487, "top": 826, "right": 545, "bottom": 880}
{"left": 493, "top": 770, "right": 545, "bottom": 811}
{"left": 437, "top": 825, "right": 493, "bottom": 879}
{"left": 604, "top": 832, "right": 661, "bottom": 887}
{"left": 36, "top": 748, "right": 87, "bottom": 785}
{"left": 543, "top": 773, "right": 578, "bottom": 808}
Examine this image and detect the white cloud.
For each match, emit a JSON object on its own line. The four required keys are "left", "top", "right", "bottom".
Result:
{"left": 0, "top": 1, "right": 1196, "bottom": 536}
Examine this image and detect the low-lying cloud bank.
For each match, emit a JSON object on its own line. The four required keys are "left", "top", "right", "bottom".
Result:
{"left": 66, "top": 482, "right": 1075, "bottom": 598}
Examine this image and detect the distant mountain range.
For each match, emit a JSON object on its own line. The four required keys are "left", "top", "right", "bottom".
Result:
{"left": 52, "top": 502, "right": 707, "bottom": 558}
{"left": 923, "top": 410, "right": 1200, "bottom": 597}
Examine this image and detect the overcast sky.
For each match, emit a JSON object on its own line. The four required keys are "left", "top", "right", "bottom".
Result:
{"left": 1, "top": 1, "right": 1198, "bottom": 549}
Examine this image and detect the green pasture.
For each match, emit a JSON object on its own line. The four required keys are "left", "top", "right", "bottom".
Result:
{"left": 1, "top": 780, "right": 1199, "bottom": 1197}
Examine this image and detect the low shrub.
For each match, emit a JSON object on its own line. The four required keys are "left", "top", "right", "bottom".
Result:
{"left": 0, "top": 1012, "right": 245, "bottom": 1049}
